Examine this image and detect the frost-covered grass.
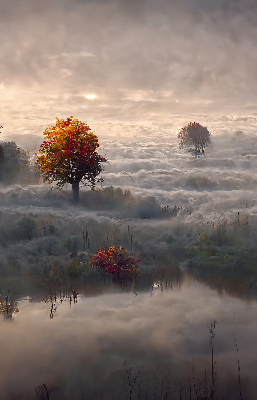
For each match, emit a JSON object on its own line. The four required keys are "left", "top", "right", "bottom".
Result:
{"left": 0, "top": 183, "right": 256, "bottom": 301}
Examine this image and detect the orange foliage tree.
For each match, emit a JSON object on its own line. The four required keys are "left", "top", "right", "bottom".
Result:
{"left": 36, "top": 116, "right": 107, "bottom": 202}
{"left": 178, "top": 122, "right": 211, "bottom": 156}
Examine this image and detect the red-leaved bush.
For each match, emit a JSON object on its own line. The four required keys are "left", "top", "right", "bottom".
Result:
{"left": 91, "top": 246, "right": 140, "bottom": 281}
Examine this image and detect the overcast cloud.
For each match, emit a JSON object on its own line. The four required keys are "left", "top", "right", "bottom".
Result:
{"left": 1, "top": 0, "right": 257, "bottom": 144}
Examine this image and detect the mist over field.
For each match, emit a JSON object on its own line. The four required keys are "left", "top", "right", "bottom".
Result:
{"left": 2, "top": 0, "right": 257, "bottom": 398}
{"left": 0, "top": 123, "right": 257, "bottom": 291}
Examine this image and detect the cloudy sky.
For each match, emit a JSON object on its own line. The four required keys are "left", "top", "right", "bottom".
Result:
{"left": 1, "top": 0, "right": 257, "bottom": 149}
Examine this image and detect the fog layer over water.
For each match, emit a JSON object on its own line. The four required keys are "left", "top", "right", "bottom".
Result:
{"left": 1, "top": 281, "right": 257, "bottom": 400}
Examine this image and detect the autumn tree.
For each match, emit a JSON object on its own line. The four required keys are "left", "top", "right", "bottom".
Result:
{"left": 178, "top": 122, "right": 211, "bottom": 156}
{"left": 36, "top": 116, "right": 107, "bottom": 202}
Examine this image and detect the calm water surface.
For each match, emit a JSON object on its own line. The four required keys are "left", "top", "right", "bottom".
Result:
{"left": 0, "top": 278, "right": 257, "bottom": 400}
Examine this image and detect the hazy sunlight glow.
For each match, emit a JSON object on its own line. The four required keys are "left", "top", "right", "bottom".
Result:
{"left": 84, "top": 94, "right": 97, "bottom": 100}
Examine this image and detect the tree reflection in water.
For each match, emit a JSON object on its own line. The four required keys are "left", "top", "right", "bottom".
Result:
{"left": 44, "top": 288, "right": 79, "bottom": 319}
{"left": 2, "top": 270, "right": 254, "bottom": 399}
{"left": 35, "top": 384, "right": 49, "bottom": 400}
{"left": 0, "top": 294, "right": 19, "bottom": 320}
{"left": 151, "top": 266, "right": 183, "bottom": 292}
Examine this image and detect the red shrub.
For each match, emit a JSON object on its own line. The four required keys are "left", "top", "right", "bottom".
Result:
{"left": 91, "top": 246, "right": 140, "bottom": 281}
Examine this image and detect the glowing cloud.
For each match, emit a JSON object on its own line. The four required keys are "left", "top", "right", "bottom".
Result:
{"left": 84, "top": 94, "right": 97, "bottom": 100}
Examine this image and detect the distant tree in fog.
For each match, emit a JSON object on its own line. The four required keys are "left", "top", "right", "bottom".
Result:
{"left": 0, "top": 141, "right": 30, "bottom": 182}
{"left": 36, "top": 116, "right": 107, "bottom": 202}
{"left": 178, "top": 122, "right": 211, "bottom": 156}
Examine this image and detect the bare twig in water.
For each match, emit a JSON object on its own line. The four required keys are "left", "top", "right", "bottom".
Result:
{"left": 235, "top": 313, "right": 243, "bottom": 400}
{"left": 208, "top": 320, "right": 217, "bottom": 400}
{"left": 123, "top": 361, "right": 144, "bottom": 400}
{"left": 35, "top": 384, "right": 49, "bottom": 399}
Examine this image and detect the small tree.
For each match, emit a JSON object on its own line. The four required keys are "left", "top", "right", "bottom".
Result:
{"left": 178, "top": 122, "right": 211, "bottom": 156}
{"left": 36, "top": 116, "right": 107, "bottom": 202}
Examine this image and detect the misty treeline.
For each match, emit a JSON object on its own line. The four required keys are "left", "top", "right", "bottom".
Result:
{"left": 0, "top": 119, "right": 211, "bottom": 198}
{"left": 0, "top": 140, "right": 37, "bottom": 184}
{"left": 0, "top": 120, "right": 211, "bottom": 193}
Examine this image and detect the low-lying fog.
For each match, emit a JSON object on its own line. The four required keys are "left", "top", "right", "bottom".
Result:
{"left": 2, "top": 282, "right": 257, "bottom": 400}
{"left": 1, "top": 123, "right": 257, "bottom": 399}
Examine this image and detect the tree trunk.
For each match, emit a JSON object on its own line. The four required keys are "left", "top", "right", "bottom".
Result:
{"left": 195, "top": 145, "right": 198, "bottom": 158}
{"left": 72, "top": 181, "right": 79, "bottom": 203}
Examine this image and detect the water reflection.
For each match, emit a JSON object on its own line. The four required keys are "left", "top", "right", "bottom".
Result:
{"left": 0, "top": 294, "right": 19, "bottom": 320}
{"left": 0, "top": 276, "right": 257, "bottom": 400}
{"left": 44, "top": 289, "right": 79, "bottom": 319}
{"left": 151, "top": 266, "right": 182, "bottom": 292}
{"left": 35, "top": 384, "right": 49, "bottom": 400}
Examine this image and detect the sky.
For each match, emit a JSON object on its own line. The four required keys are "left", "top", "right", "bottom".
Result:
{"left": 1, "top": 0, "right": 257, "bottom": 150}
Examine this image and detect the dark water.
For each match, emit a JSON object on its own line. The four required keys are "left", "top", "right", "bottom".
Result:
{"left": 0, "top": 278, "right": 257, "bottom": 400}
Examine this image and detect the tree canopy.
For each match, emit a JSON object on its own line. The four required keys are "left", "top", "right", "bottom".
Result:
{"left": 36, "top": 116, "right": 107, "bottom": 202}
{"left": 0, "top": 141, "right": 30, "bottom": 182}
{"left": 178, "top": 122, "right": 211, "bottom": 155}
